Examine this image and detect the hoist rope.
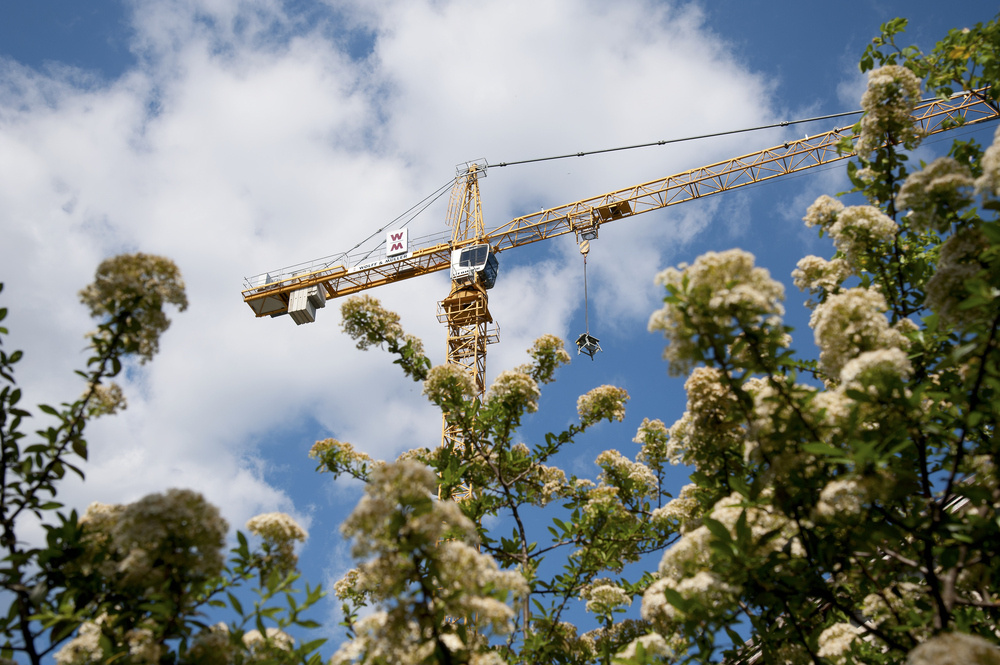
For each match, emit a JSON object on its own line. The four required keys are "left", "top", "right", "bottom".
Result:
{"left": 489, "top": 109, "right": 864, "bottom": 168}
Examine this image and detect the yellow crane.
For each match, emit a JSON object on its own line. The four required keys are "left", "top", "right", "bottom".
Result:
{"left": 243, "top": 90, "right": 998, "bottom": 442}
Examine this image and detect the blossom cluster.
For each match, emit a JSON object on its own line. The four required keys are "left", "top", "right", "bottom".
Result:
{"left": 594, "top": 449, "right": 657, "bottom": 499}
{"left": 245, "top": 511, "right": 308, "bottom": 575}
{"left": 792, "top": 255, "right": 851, "bottom": 300}
{"left": 309, "top": 438, "right": 376, "bottom": 479}
{"left": 581, "top": 581, "right": 631, "bottom": 616}
{"left": 340, "top": 294, "right": 423, "bottom": 355}
{"left": 333, "top": 460, "right": 527, "bottom": 664}
{"left": 521, "top": 333, "right": 572, "bottom": 384}
{"left": 896, "top": 156, "right": 975, "bottom": 232}
{"left": 633, "top": 417, "right": 669, "bottom": 467}
{"left": 828, "top": 205, "right": 898, "bottom": 267}
{"left": 816, "top": 622, "right": 861, "bottom": 665}
{"left": 925, "top": 227, "right": 990, "bottom": 326}
{"left": 803, "top": 194, "right": 844, "bottom": 230}
{"left": 906, "top": 632, "right": 1000, "bottom": 665}
{"left": 856, "top": 64, "right": 924, "bottom": 155}
{"left": 615, "top": 632, "right": 674, "bottom": 661}
{"left": 976, "top": 124, "right": 1000, "bottom": 199}
{"left": 182, "top": 623, "right": 294, "bottom": 665}
{"left": 648, "top": 249, "right": 784, "bottom": 375}
{"left": 577, "top": 384, "right": 629, "bottom": 426}
{"left": 650, "top": 483, "right": 701, "bottom": 531}
{"left": 78, "top": 253, "right": 188, "bottom": 363}
{"left": 85, "top": 382, "right": 128, "bottom": 418}
{"left": 809, "top": 287, "right": 906, "bottom": 380}
{"left": 486, "top": 370, "right": 541, "bottom": 413}
{"left": 422, "top": 363, "right": 477, "bottom": 405}
{"left": 55, "top": 619, "right": 108, "bottom": 665}
{"left": 81, "top": 489, "right": 228, "bottom": 592}
{"left": 642, "top": 492, "right": 800, "bottom": 630}
{"left": 663, "top": 368, "right": 745, "bottom": 473}
{"left": 814, "top": 478, "right": 868, "bottom": 521}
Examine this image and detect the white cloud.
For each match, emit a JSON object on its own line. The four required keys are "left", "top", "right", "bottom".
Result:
{"left": 0, "top": 0, "right": 777, "bottom": 595}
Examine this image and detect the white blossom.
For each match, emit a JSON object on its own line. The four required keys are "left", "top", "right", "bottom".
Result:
{"left": 246, "top": 512, "right": 308, "bottom": 573}
{"left": 664, "top": 369, "right": 746, "bottom": 472}
{"left": 423, "top": 363, "right": 477, "bottom": 404}
{"left": 897, "top": 157, "right": 975, "bottom": 232}
{"left": 810, "top": 287, "right": 906, "bottom": 379}
{"left": 925, "top": 227, "right": 989, "bottom": 327}
{"left": 814, "top": 478, "right": 868, "bottom": 520}
{"left": 86, "top": 382, "right": 128, "bottom": 417}
{"left": 54, "top": 620, "right": 105, "bottom": 665}
{"left": 817, "top": 622, "right": 861, "bottom": 664}
{"left": 340, "top": 294, "right": 406, "bottom": 350}
{"left": 792, "top": 255, "right": 851, "bottom": 296}
{"left": 522, "top": 333, "right": 572, "bottom": 384}
{"left": 79, "top": 253, "right": 188, "bottom": 363}
{"left": 862, "top": 582, "right": 923, "bottom": 627}
{"left": 577, "top": 385, "right": 629, "bottom": 426}
{"left": 243, "top": 627, "right": 294, "bottom": 656}
{"left": 486, "top": 370, "right": 541, "bottom": 413}
{"left": 112, "top": 489, "right": 228, "bottom": 589}
{"left": 906, "top": 632, "right": 1000, "bottom": 665}
{"left": 828, "top": 205, "right": 898, "bottom": 266}
{"left": 595, "top": 450, "right": 657, "bottom": 496}
{"left": 649, "top": 249, "right": 784, "bottom": 375}
{"left": 856, "top": 65, "right": 924, "bottom": 156}
{"left": 641, "top": 571, "right": 738, "bottom": 625}
{"left": 803, "top": 194, "right": 845, "bottom": 231}
{"left": 633, "top": 418, "right": 669, "bottom": 467}
{"left": 616, "top": 633, "right": 673, "bottom": 661}
{"left": 581, "top": 582, "right": 631, "bottom": 615}
{"left": 125, "top": 627, "right": 163, "bottom": 665}
{"left": 975, "top": 124, "right": 1000, "bottom": 199}
{"left": 185, "top": 623, "right": 233, "bottom": 664}
{"left": 651, "top": 484, "right": 701, "bottom": 530}
{"left": 839, "top": 347, "right": 913, "bottom": 388}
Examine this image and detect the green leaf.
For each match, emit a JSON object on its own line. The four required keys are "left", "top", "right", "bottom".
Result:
{"left": 801, "top": 442, "right": 843, "bottom": 457}
{"left": 227, "top": 592, "right": 244, "bottom": 616}
{"left": 71, "top": 438, "right": 87, "bottom": 460}
{"left": 702, "top": 517, "right": 733, "bottom": 544}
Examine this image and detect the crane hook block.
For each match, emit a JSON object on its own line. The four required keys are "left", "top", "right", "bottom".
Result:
{"left": 575, "top": 332, "right": 602, "bottom": 360}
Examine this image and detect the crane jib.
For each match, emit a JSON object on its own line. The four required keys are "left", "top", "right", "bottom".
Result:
{"left": 243, "top": 88, "right": 998, "bottom": 321}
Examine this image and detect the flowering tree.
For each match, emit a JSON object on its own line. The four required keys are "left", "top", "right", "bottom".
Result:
{"left": 0, "top": 254, "right": 325, "bottom": 664}
{"left": 320, "top": 15, "right": 1000, "bottom": 665}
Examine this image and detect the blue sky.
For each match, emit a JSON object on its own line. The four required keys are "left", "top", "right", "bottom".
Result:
{"left": 1, "top": 0, "right": 997, "bottom": 654}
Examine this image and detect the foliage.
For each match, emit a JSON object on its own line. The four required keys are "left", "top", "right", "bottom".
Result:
{"left": 319, "top": 13, "right": 1000, "bottom": 665}
{"left": 0, "top": 254, "right": 325, "bottom": 664}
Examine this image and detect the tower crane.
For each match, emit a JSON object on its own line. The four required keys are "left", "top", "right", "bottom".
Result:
{"left": 242, "top": 89, "right": 998, "bottom": 453}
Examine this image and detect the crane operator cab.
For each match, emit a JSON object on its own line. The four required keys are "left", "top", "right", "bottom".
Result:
{"left": 450, "top": 243, "right": 499, "bottom": 289}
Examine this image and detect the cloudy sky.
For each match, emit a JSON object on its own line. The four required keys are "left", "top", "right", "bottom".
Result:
{"left": 1, "top": 0, "right": 996, "bottom": 650}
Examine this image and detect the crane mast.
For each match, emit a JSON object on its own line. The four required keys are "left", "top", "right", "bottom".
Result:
{"left": 437, "top": 163, "right": 499, "bottom": 455}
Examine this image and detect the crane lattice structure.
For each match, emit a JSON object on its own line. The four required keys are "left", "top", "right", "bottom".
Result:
{"left": 243, "top": 90, "right": 998, "bottom": 428}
